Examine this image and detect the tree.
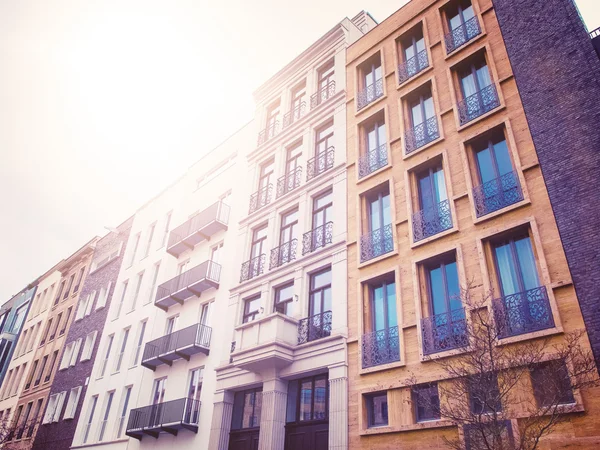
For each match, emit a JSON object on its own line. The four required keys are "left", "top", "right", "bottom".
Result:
{"left": 405, "top": 285, "right": 599, "bottom": 450}
{"left": 0, "top": 410, "right": 42, "bottom": 449}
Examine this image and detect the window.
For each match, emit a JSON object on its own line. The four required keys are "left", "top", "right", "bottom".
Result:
{"left": 114, "top": 329, "right": 129, "bottom": 372}
{"left": 60, "top": 339, "right": 82, "bottom": 370}
{"left": 151, "top": 377, "right": 167, "bottom": 405}
{"left": 161, "top": 211, "right": 172, "bottom": 247}
{"left": 45, "top": 350, "right": 59, "bottom": 382}
{"left": 397, "top": 25, "right": 428, "bottom": 83}
{"left": 11, "top": 405, "right": 23, "bottom": 439}
{"left": 311, "top": 189, "right": 333, "bottom": 237}
{"left": 366, "top": 392, "right": 388, "bottom": 427}
{"left": 405, "top": 85, "right": 439, "bottom": 153}
{"left": 364, "top": 276, "right": 399, "bottom": 367}
{"left": 469, "top": 372, "right": 501, "bottom": 414}
{"left": 28, "top": 323, "right": 40, "bottom": 352}
{"left": 17, "top": 330, "right": 28, "bottom": 356}
{"left": 1, "top": 370, "right": 12, "bottom": 399}
{"left": 286, "top": 81, "right": 306, "bottom": 125}
{"left": 98, "top": 391, "right": 114, "bottom": 441}
{"left": 73, "top": 266, "right": 86, "bottom": 294}
{"left": 361, "top": 185, "right": 393, "bottom": 261}
{"left": 146, "top": 263, "right": 161, "bottom": 305}
{"left": 128, "top": 233, "right": 140, "bottom": 266}
{"left": 143, "top": 223, "right": 156, "bottom": 257}
{"left": 444, "top": 0, "right": 480, "bottom": 53}
{"left": 130, "top": 321, "right": 146, "bottom": 367}
{"left": 265, "top": 101, "right": 280, "bottom": 136}
{"left": 244, "top": 225, "right": 267, "bottom": 280}
{"left": 298, "top": 375, "right": 328, "bottom": 422}
{"left": 426, "top": 256, "right": 462, "bottom": 318}
{"left": 165, "top": 315, "right": 178, "bottom": 335}
{"left": 81, "top": 331, "right": 98, "bottom": 362}
{"left": 279, "top": 209, "right": 298, "bottom": 246}
{"left": 9, "top": 305, "right": 27, "bottom": 334}
{"left": 185, "top": 368, "right": 202, "bottom": 424}
{"left": 301, "top": 268, "right": 333, "bottom": 343}
{"left": 210, "top": 243, "right": 223, "bottom": 264}
{"left": 309, "top": 121, "right": 334, "bottom": 180}
{"left": 99, "top": 335, "right": 114, "bottom": 378}
{"left": 199, "top": 303, "right": 213, "bottom": 326}
{"left": 359, "top": 112, "right": 387, "bottom": 177}
{"left": 10, "top": 364, "right": 25, "bottom": 396}
{"left": 113, "top": 281, "right": 128, "bottom": 320}
{"left": 456, "top": 51, "right": 499, "bottom": 124}
{"left": 250, "top": 225, "right": 268, "bottom": 261}
{"left": 285, "top": 142, "right": 302, "bottom": 174}
{"left": 116, "top": 386, "right": 132, "bottom": 439}
{"left": 232, "top": 389, "right": 262, "bottom": 429}
{"left": 82, "top": 395, "right": 98, "bottom": 443}
{"left": 274, "top": 282, "right": 294, "bottom": 315}
{"left": 26, "top": 399, "right": 43, "bottom": 437}
{"left": 85, "top": 292, "right": 96, "bottom": 316}
{"left": 258, "top": 158, "right": 275, "bottom": 194}
{"left": 54, "top": 281, "right": 65, "bottom": 306}
{"left": 313, "top": 60, "right": 335, "bottom": 106}
{"left": 25, "top": 360, "right": 38, "bottom": 390}
{"left": 60, "top": 307, "right": 72, "bottom": 335}
{"left": 16, "top": 402, "right": 32, "bottom": 439}
{"left": 357, "top": 53, "right": 383, "bottom": 109}
{"left": 50, "top": 313, "right": 62, "bottom": 340}
{"left": 493, "top": 233, "right": 540, "bottom": 297}
{"left": 531, "top": 360, "right": 575, "bottom": 407}
{"left": 177, "top": 259, "right": 190, "bottom": 276}
{"left": 129, "top": 272, "right": 144, "bottom": 312}
{"left": 96, "top": 282, "right": 111, "bottom": 310}
{"left": 243, "top": 296, "right": 260, "bottom": 324}
{"left": 63, "top": 273, "right": 75, "bottom": 300}
{"left": 34, "top": 355, "right": 47, "bottom": 386}
{"left": 413, "top": 383, "right": 440, "bottom": 422}
{"left": 43, "top": 391, "right": 66, "bottom": 423}
{"left": 40, "top": 318, "right": 52, "bottom": 346}
{"left": 64, "top": 386, "right": 83, "bottom": 419}
{"left": 413, "top": 163, "right": 451, "bottom": 241}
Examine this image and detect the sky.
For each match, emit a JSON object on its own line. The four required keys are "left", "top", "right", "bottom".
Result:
{"left": 0, "top": 0, "right": 598, "bottom": 302}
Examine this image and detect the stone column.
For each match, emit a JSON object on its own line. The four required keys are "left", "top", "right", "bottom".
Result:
{"left": 258, "top": 376, "right": 288, "bottom": 450}
{"left": 208, "top": 390, "right": 234, "bottom": 450}
{"left": 329, "top": 363, "right": 349, "bottom": 450}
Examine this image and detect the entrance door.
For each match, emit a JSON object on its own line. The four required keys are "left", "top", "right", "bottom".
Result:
{"left": 228, "top": 430, "right": 259, "bottom": 450}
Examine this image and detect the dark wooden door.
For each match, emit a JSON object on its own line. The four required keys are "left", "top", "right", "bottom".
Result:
{"left": 284, "top": 422, "right": 328, "bottom": 450}
{"left": 228, "top": 429, "right": 259, "bottom": 450}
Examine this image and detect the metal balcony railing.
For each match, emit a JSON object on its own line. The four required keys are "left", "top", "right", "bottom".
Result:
{"left": 591, "top": 27, "right": 600, "bottom": 39}
{"left": 306, "top": 147, "right": 335, "bottom": 181}
{"left": 405, "top": 116, "right": 440, "bottom": 155}
{"left": 249, "top": 184, "right": 273, "bottom": 215}
{"left": 458, "top": 83, "right": 501, "bottom": 125}
{"left": 240, "top": 254, "right": 265, "bottom": 283}
{"left": 358, "top": 144, "right": 388, "bottom": 178}
{"left": 398, "top": 49, "right": 429, "bottom": 84}
{"left": 155, "top": 261, "right": 221, "bottom": 311}
{"left": 444, "top": 16, "right": 481, "bottom": 53}
{"left": 360, "top": 223, "right": 394, "bottom": 263}
{"left": 412, "top": 199, "right": 453, "bottom": 242}
{"left": 473, "top": 170, "right": 524, "bottom": 217}
{"left": 276, "top": 167, "right": 302, "bottom": 198}
{"left": 298, "top": 311, "right": 332, "bottom": 344}
{"left": 492, "top": 286, "right": 554, "bottom": 339}
{"left": 269, "top": 239, "right": 297, "bottom": 270}
{"left": 421, "top": 308, "right": 468, "bottom": 355}
{"left": 357, "top": 77, "right": 384, "bottom": 110}
{"left": 310, "top": 80, "right": 336, "bottom": 109}
{"left": 302, "top": 222, "right": 333, "bottom": 255}
{"left": 257, "top": 121, "right": 279, "bottom": 146}
{"left": 361, "top": 325, "right": 400, "bottom": 368}
{"left": 283, "top": 102, "right": 306, "bottom": 128}
{"left": 126, "top": 397, "right": 200, "bottom": 440}
{"left": 141, "top": 323, "right": 211, "bottom": 370}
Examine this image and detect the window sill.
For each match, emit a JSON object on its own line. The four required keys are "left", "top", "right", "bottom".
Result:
{"left": 402, "top": 135, "right": 445, "bottom": 161}
{"left": 357, "top": 249, "right": 399, "bottom": 270}
{"left": 455, "top": 104, "right": 505, "bottom": 133}
{"left": 359, "top": 358, "right": 404, "bottom": 375}
{"left": 420, "top": 344, "right": 469, "bottom": 362}
{"left": 471, "top": 198, "right": 530, "bottom": 225}
{"left": 496, "top": 325, "right": 563, "bottom": 347}
{"left": 356, "top": 163, "right": 392, "bottom": 185}
{"left": 444, "top": 29, "right": 487, "bottom": 61}
{"left": 355, "top": 93, "right": 387, "bottom": 117}
{"left": 410, "top": 225, "right": 459, "bottom": 249}
{"left": 360, "top": 419, "right": 455, "bottom": 436}
{"left": 396, "top": 65, "right": 434, "bottom": 91}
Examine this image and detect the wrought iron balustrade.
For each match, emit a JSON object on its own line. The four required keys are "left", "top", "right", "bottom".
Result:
{"left": 444, "top": 16, "right": 481, "bottom": 53}
{"left": 298, "top": 311, "right": 332, "bottom": 344}
{"left": 421, "top": 308, "right": 468, "bottom": 355}
{"left": 492, "top": 286, "right": 554, "bottom": 339}
{"left": 240, "top": 254, "right": 265, "bottom": 283}
{"left": 458, "top": 83, "right": 500, "bottom": 125}
{"left": 310, "top": 81, "right": 336, "bottom": 109}
{"left": 360, "top": 223, "right": 393, "bottom": 263}
{"left": 412, "top": 199, "right": 452, "bottom": 242}
{"left": 283, "top": 102, "right": 306, "bottom": 128}
{"left": 357, "top": 77, "right": 384, "bottom": 110}
{"left": 361, "top": 325, "right": 400, "bottom": 368}
{"left": 248, "top": 184, "right": 273, "bottom": 214}
{"left": 358, "top": 144, "right": 388, "bottom": 178}
{"left": 306, "top": 147, "right": 335, "bottom": 181}
{"left": 405, "top": 116, "right": 440, "bottom": 154}
{"left": 276, "top": 167, "right": 302, "bottom": 198}
{"left": 269, "top": 239, "right": 297, "bottom": 270}
{"left": 126, "top": 397, "right": 200, "bottom": 440}
{"left": 398, "top": 49, "right": 429, "bottom": 84}
{"left": 302, "top": 222, "right": 333, "bottom": 255}
{"left": 473, "top": 170, "right": 523, "bottom": 217}
{"left": 257, "top": 121, "right": 279, "bottom": 146}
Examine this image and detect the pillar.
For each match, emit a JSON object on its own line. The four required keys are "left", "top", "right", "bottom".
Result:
{"left": 208, "top": 390, "right": 234, "bottom": 450}
{"left": 258, "top": 376, "right": 288, "bottom": 450}
{"left": 329, "top": 363, "right": 348, "bottom": 450}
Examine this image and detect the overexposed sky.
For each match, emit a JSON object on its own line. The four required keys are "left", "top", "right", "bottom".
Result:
{"left": 0, "top": 0, "right": 598, "bottom": 301}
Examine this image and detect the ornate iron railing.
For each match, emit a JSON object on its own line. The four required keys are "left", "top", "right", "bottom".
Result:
{"left": 167, "top": 200, "right": 230, "bottom": 249}
{"left": 257, "top": 121, "right": 279, "bottom": 146}
{"left": 298, "top": 311, "right": 332, "bottom": 344}
{"left": 405, "top": 116, "right": 440, "bottom": 154}
{"left": 276, "top": 167, "right": 302, "bottom": 198}
{"left": 142, "top": 323, "right": 211, "bottom": 363}
{"left": 492, "top": 286, "right": 554, "bottom": 339}
{"left": 412, "top": 199, "right": 453, "bottom": 242}
{"left": 126, "top": 397, "right": 200, "bottom": 436}
{"left": 360, "top": 223, "right": 394, "bottom": 263}
{"left": 361, "top": 326, "right": 400, "bottom": 368}
{"left": 357, "top": 77, "right": 384, "bottom": 110}
{"left": 458, "top": 83, "right": 500, "bottom": 125}
{"left": 310, "top": 81, "right": 336, "bottom": 109}
{"left": 398, "top": 50, "right": 429, "bottom": 84}
{"left": 155, "top": 261, "right": 221, "bottom": 303}
{"left": 240, "top": 254, "right": 265, "bottom": 283}
{"left": 283, "top": 102, "right": 306, "bottom": 128}
{"left": 358, "top": 144, "right": 388, "bottom": 178}
{"left": 307, "top": 147, "right": 335, "bottom": 181}
{"left": 444, "top": 16, "right": 481, "bottom": 53}
{"left": 248, "top": 184, "right": 273, "bottom": 214}
{"left": 473, "top": 170, "right": 523, "bottom": 217}
{"left": 421, "top": 308, "right": 468, "bottom": 355}
{"left": 269, "top": 239, "right": 297, "bottom": 270}
{"left": 302, "top": 222, "right": 333, "bottom": 255}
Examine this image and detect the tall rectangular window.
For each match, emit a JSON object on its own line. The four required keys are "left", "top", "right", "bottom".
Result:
{"left": 312, "top": 189, "right": 333, "bottom": 232}
{"left": 242, "top": 296, "right": 260, "bottom": 324}
{"left": 493, "top": 234, "right": 540, "bottom": 297}
{"left": 298, "top": 375, "right": 328, "bottom": 422}
{"left": 314, "top": 121, "right": 334, "bottom": 169}
{"left": 129, "top": 272, "right": 144, "bottom": 312}
{"left": 412, "top": 383, "right": 440, "bottom": 422}
{"left": 25, "top": 360, "right": 38, "bottom": 390}
{"left": 231, "top": 389, "right": 262, "bottom": 429}
{"left": 469, "top": 372, "right": 501, "bottom": 414}
{"left": 144, "top": 223, "right": 156, "bottom": 257}
{"left": 130, "top": 321, "right": 146, "bottom": 367}
{"left": 98, "top": 391, "right": 114, "bottom": 441}
{"left": 34, "top": 355, "right": 48, "bottom": 386}
{"left": 99, "top": 335, "right": 114, "bottom": 378}
{"left": 113, "top": 281, "right": 128, "bottom": 320}
{"left": 73, "top": 266, "right": 86, "bottom": 294}
{"left": 9, "top": 305, "right": 27, "bottom": 334}
{"left": 64, "top": 386, "right": 83, "bottom": 419}
{"left": 116, "top": 386, "right": 132, "bottom": 439}
{"left": 60, "top": 307, "right": 72, "bottom": 335}
{"left": 27, "top": 399, "right": 43, "bottom": 437}
{"left": 161, "top": 211, "right": 172, "bottom": 247}
{"left": 82, "top": 395, "right": 98, "bottom": 444}
{"left": 366, "top": 392, "right": 388, "bottom": 428}
{"left": 274, "top": 282, "right": 294, "bottom": 315}
{"left": 531, "top": 360, "right": 575, "bottom": 407}
{"left": 185, "top": 368, "right": 202, "bottom": 424}
{"left": 45, "top": 350, "right": 59, "bottom": 383}
{"left": 114, "top": 329, "right": 129, "bottom": 373}
{"left": 40, "top": 319, "right": 52, "bottom": 346}
{"left": 128, "top": 233, "right": 140, "bottom": 267}
{"left": 54, "top": 281, "right": 65, "bottom": 306}
{"left": 147, "top": 263, "right": 161, "bottom": 305}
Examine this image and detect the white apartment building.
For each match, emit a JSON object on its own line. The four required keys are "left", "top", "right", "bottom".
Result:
{"left": 209, "top": 12, "right": 376, "bottom": 450}
{"left": 72, "top": 122, "right": 255, "bottom": 450}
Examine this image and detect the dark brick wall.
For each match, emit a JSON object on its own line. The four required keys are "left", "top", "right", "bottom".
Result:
{"left": 492, "top": 0, "right": 600, "bottom": 361}
{"left": 31, "top": 217, "right": 133, "bottom": 450}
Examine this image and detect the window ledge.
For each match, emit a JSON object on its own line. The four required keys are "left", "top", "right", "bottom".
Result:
{"left": 357, "top": 249, "right": 399, "bottom": 270}
{"left": 396, "top": 65, "right": 434, "bottom": 91}
{"left": 496, "top": 326, "right": 563, "bottom": 347}
{"left": 444, "top": 30, "right": 487, "bottom": 61}
{"left": 456, "top": 104, "right": 506, "bottom": 133}
{"left": 360, "top": 419, "right": 455, "bottom": 436}
{"left": 402, "top": 135, "right": 445, "bottom": 161}
{"left": 355, "top": 93, "right": 387, "bottom": 117}
{"left": 359, "top": 358, "right": 405, "bottom": 375}
{"left": 356, "top": 163, "right": 392, "bottom": 185}
{"left": 410, "top": 226, "right": 459, "bottom": 249}
{"left": 472, "top": 198, "right": 531, "bottom": 225}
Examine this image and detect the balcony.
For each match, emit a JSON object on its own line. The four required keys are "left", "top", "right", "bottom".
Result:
{"left": 361, "top": 326, "right": 400, "bottom": 369}
{"left": 405, "top": 116, "right": 440, "bottom": 155}
{"left": 302, "top": 222, "right": 333, "bottom": 255}
{"left": 306, "top": 147, "right": 335, "bottom": 182}
{"left": 360, "top": 223, "right": 393, "bottom": 263}
{"left": 473, "top": 170, "right": 524, "bottom": 217}
{"left": 444, "top": 16, "right": 481, "bottom": 53}
{"left": 249, "top": 184, "right": 273, "bottom": 215}
{"left": 421, "top": 308, "right": 468, "bottom": 356}
{"left": 358, "top": 144, "right": 388, "bottom": 178}
{"left": 276, "top": 167, "right": 302, "bottom": 198}
{"left": 298, "top": 311, "right": 332, "bottom": 345}
{"left": 398, "top": 49, "right": 429, "bottom": 84}
{"left": 240, "top": 254, "right": 265, "bottom": 283}
{"left": 458, "top": 84, "right": 501, "bottom": 125}
{"left": 412, "top": 199, "right": 452, "bottom": 242}
{"left": 269, "top": 239, "right": 297, "bottom": 270}
{"left": 154, "top": 261, "right": 220, "bottom": 311}
{"left": 310, "top": 80, "right": 336, "bottom": 109}
{"left": 257, "top": 121, "right": 279, "bottom": 146}
{"left": 492, "top": 286, "right": 554, "bottom": 339}
{"left": 357, "top": 77, "right": 384, "bottom": 110}
{"left": 126, "top": 397, "right": 200, "bottom": 440}
{"left": 141, "top": 323, "right": 211, "bottom": 370}
{"left": 283, "top": 102, "right": 306, "bottom": 128}
{"left": 166, "top": 201, "right": 230, "bottom": 257}
{"left": 230, "top": 313, "right": 299, "bottom": 371}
